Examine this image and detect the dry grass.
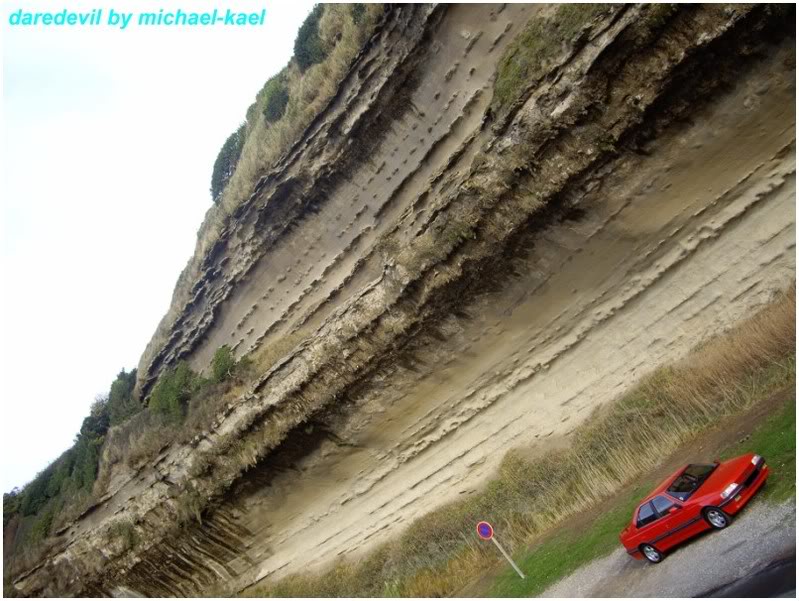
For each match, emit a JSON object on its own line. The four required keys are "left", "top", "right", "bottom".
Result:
{"left": 247, "top": 285, "right": 795, "bottom": 597}
{"left": 205, "top": 5, "right": 383, "bottom": 254}
{"left": 492, "top": 4, "right": 613, "bottom": 114}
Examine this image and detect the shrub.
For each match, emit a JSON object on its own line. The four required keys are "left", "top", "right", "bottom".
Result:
{"left": 294, "top": 5, "right": 327, "bottom": 72}
{"left": 29, "top": 507, "right": 55, "bottom": 543}
{"left": 351, "top": 4, "right": 366, "bottom": 25}
{"left": 261, "top": 73, "right": 290, "bottom": 123}
{"left": 149, "top": 362, "right": 196, "bottom": 422}
{"left": 211, "top": 345, "right": 236, "bottom": 383}
{"left": 210, "top": 124, "right": 246, "bottom": 201}
{"left": 107, "top": 369, "right": 140, "bottom": 426}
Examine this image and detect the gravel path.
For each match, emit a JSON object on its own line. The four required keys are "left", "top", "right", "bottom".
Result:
{"left": 542, "top": 499, "right": 795, "bottom": 598}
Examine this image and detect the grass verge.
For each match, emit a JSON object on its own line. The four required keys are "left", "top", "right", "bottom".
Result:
{"left": 489, "top": 389, "right": 796, "bottom": 597}
{"left": 245, "top": 286, "right": 794, "bottom": 597}
{"left": 721, "top": 397, "right": 795, "bottom": 503}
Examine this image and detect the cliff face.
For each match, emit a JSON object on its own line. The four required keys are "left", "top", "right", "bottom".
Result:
{"left": 11, "top": 4, "right": 795, "bottom": 596}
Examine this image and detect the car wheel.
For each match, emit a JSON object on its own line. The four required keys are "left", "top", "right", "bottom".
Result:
{"left": 703, "top": 506, "right": 731, "bottom": 529}
{"left": 640, "top": 543, "right": 664, "bottom": 564}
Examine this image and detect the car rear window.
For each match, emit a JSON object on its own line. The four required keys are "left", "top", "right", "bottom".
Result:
{"left": 636, "top": 502, "right": 657, "bottom": 528}
{"left": 667, "top": 463, "right": 717, "bottom": 501}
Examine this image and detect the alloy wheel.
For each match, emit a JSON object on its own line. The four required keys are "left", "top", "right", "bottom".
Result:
{"left": 706, "top": 508, "right": 728, "bottom": 528}
{"left": 642, "top": 544, "right": 662, "bottom": 563}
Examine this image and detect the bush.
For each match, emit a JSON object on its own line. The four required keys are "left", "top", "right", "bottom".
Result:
{"left": 294, "top": 5, "right": 327, "bottom": 72}
{"left": 351, "top": 3, "right": 366, "bottom": 25}
{"left": 149, "top": 362, "right": 196, "bottom": 422}
{"left": 261, "top": 73, "right": 290, "bottom": 123}
{"left": 210, "top": 124, "right": 245, "bottom": 201}
{"left": 107, "top": 369, "right": 140, "bottom": 426}
{"left": 211, "top": 345, "right": 236, "bottom": 383}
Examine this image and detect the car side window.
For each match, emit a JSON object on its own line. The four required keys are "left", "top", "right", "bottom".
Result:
{"left": 652, "top": 495, "right": 675, "bottom": 516}
{"left": 636, "top": 501, "right": 657, "bottom": 528}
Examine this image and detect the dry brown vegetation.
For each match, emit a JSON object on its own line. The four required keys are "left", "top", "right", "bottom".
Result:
{"left": 202, "top": 5, "right": 384, "bottom": 262}
{"left": 247, "top": 285, "right": 795, "bottom": 597}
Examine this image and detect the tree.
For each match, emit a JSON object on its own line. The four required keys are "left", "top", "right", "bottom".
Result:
{"left": 294, "top": 5, "right": 327, "bottom": 72}
{"left": 3, "top": 489, "right": 21, "bottom": 527}
{"left": 107, "top": 369, "right": 140, "bottom": 426}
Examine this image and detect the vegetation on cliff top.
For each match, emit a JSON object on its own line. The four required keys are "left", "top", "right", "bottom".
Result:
{"left": 3, "top": 346, "right": 249, "bottom": 571}
{"left": 210, "top": 4, "right": 382, "bottom": 203}
{"left": 247, "top": 287, "right": 795, "bottom": 597}
{"left": 3, "top": 369, "right": 139, "bottom": 551}
{"left": 5, "top": 3, "right": 382, "bottom": 573}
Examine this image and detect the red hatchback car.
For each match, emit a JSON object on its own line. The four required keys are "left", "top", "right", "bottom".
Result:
{"left": 620, "top": 452, "right": 768, "bottom": 563}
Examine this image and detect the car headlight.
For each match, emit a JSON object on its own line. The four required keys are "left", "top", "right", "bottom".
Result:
{"left": 721, "top": 483, "right": 739, "bottom": 499}
{"left": 751, "top": 454, "right": 762, "bottom": 465}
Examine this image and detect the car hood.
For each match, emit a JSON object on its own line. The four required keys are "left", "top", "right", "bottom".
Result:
{"left": 702, "top": 454, "right": 755, "bottom": 492}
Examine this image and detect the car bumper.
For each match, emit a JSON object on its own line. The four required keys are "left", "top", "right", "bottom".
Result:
{"left": 721, "top": 463, "right": 769, "bottom": 514}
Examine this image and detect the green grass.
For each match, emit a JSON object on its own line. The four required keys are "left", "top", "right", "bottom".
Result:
{"left": 492, "top": 5, "right": 611, "bottom": 113}
{"left": 721, "top": 396, "right": 796, "bottom": 502}
{"left": 488, "top": 393, "right": 796, "bottom": 597}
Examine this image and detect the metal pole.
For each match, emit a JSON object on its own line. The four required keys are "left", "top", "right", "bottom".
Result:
{"left": 491, "top": 536, "right": 525, "bottom": 579}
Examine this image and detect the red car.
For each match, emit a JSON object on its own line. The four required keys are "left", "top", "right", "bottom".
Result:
{"left": 620, "top": 452, "right": 768, "bottom": 563}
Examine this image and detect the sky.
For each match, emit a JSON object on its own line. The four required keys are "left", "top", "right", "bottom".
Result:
{"left": 1, "top": 0, "right": 317, "bottom": 492}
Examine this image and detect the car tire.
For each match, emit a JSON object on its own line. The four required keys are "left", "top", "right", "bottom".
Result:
{"left": 703, "top": 506, "right": 731, "bottom": 529}
{"left": 639, "top": 543, "right": 664, "bottom": 564}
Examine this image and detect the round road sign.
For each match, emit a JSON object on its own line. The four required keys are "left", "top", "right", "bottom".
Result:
{"left": 476, "top": 521, "right": 494, "bottom": 540}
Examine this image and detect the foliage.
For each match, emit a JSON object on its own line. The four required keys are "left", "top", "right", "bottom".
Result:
{"left": 261, "top": 72, "right": 290, "bottom": 123}
{"left": 721, "top": 396, "right": 796, "bottom": 502}
{"left": 211, "top": 345, "right": 236, "bottom": 383}
{"left": 148, "top": 362, "right": 197, "bottom": 422}
{"left": 210, "top": 124, "right": 246, "bottom": 201}
{"left": 107, "top": 369, "right": 140, "bottom": 426}
{"left": 351, "top": 4, "right": 366, "bottom": 25}
{"left": 294, "top": 5, "right": 327, "bottom": 72}
{"left": 28, "top": 506, "right": 57, "bottom": 543}
{"left": 107, "top": 519, "right": 139, "bottom": 551}
{"left": 492, "top": 5, "right": 611, "bottom": 113}
{"left": 3, "top": 489, "right": 21, "bottom": 526}
{"left": 205, "top": 3, "right": 381, "bottom": 221}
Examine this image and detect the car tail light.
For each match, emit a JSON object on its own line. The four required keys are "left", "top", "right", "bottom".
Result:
{"left": 751, "top": 455, "right": 762, "bottom": 465}
{"left": 721, "top": 483, "right": 739, "bottom": 499}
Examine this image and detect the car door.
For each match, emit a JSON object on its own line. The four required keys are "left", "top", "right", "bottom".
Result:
{"left": 648, "top": 494, "right": 702, "bottom": 550}
{"left": 634, "top": 500, "right": 664, "bottom": 547}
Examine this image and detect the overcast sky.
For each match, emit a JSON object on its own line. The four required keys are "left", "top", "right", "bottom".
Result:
{"left": 1, "top": 0, "right": 316, "bottom": 492}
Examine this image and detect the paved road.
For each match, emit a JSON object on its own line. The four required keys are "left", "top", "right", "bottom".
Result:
{"left": 542, "top": 499, "right": 795, "bottom": 598}
{"left": 700, "top": 554, "right": 795, "bottom": 598}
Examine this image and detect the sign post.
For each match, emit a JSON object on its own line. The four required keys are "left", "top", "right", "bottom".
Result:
{"left": 476, "top": 521, "right": 525, "bottom": 579}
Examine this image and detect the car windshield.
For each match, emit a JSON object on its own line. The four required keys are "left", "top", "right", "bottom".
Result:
{"left": 667, "top": 463, "right": 717, "bottom": 501}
